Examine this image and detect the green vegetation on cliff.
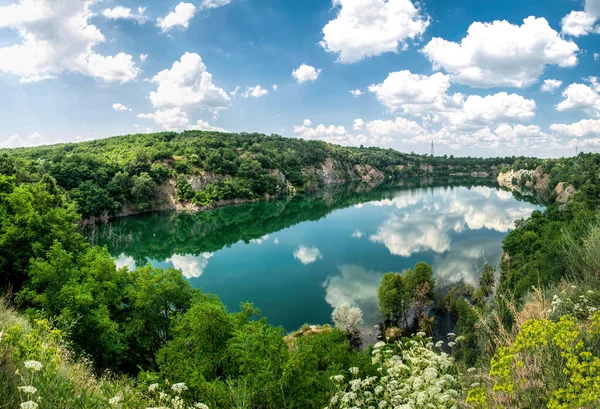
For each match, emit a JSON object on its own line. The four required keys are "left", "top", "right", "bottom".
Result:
{"left": 1, "top": 131, "right": 520, "bottom": 219}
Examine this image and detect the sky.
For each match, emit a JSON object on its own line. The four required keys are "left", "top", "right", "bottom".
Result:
{"left": 0, "top": 0, "right": 599, "bottom": 157}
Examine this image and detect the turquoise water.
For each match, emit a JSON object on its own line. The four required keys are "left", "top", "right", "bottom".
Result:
{"left": 89, "top": 182, "right": 542, "bottom": 332}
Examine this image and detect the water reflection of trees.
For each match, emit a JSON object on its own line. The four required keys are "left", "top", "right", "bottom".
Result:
{"left": 86, "top": 177, "right": 500, "bottom": 265}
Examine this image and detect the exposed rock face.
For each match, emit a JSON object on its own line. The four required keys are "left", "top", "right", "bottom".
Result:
{"left": 498, "top": 167, "right": 577, "bottom": 205}
{"left": 554, "top": 182, "right": 577, "bottom": 204}
{"left": 187, "top": 172, "right": 225, "bottom": 190}
{"left": 352, "top": 164, "right": 385, "bottom": 184}
{"left": 315, "top": 158, "right": 346, "bottom": 185}
{"left": 419, "top": 164, "right": 434, "bottom": 172}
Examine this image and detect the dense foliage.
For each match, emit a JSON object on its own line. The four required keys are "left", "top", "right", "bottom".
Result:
{"left": 2, "top": 132, "right": 600, "bottom": 408}
{"left": 1, "top": 131, "right": 521, "bottom": 219}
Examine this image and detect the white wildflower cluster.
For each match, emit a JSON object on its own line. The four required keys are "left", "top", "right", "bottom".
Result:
{"left": 171, "top": 383, "right": 188, "bottom": 394}
{"left": 551, "top": 288, "right": 598, "bottom": 320}
{"left": 18, "top": 385, "right": 37, "bottom": 395}
{"left": 20, "top": 401, "right": 38, "bottom": 409}
{"left": 23, "top": 360, "right": 42, "bottom": 372}
{"left": 144, "top": 382, "right": 208, "bottom": 409}
{"left": 109, "top": 395, "right": 122, "bottom": 406}
{"left": 332, "top": 304, "right": 364, "bottom": 332}
{"left": 329, "top": 337, "right": 460, "bottom": 408}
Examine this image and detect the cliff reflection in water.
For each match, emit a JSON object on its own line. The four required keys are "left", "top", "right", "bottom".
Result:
{"left": 87, "top": 178, "right": 542, "bottom": 332}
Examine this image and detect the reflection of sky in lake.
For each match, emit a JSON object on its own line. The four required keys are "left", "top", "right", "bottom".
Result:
{"left": 107, "top": 185, "right": 542, "bottom": 332}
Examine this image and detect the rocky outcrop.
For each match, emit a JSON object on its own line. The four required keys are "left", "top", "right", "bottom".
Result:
{"left": 554, "top": 182, "right": 577, "bottom": 204}
{"left": 498, "top": 167, "right": 577, "bottom": 205}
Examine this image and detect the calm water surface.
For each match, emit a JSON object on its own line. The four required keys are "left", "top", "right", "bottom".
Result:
{"left": 89, "top": 182, "right": 542, "bottom": 332}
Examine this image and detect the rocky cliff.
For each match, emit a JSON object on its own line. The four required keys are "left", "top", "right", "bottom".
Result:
{"left": 497, "top": 166, "right": 576, "bottom": 204}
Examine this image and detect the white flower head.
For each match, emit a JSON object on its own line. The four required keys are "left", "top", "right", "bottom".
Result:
{"left": 171, "top": 382, "right": 188, "bottom": 394}
{"left": 23, "top": 361, "right": 42, "bottom": 372}
{"left": 20, "top": 401, "right": 38, "bottom": 409}
{"left": 148, "top": 383, "right": 159, "bottom": 392}
{"left": 416, "top": 331, "right": 426, "bottom": 337}
{"left": 18, "top": 385, "right": 37, "bottom": 394}
{"left": 108, "top": 395, "right": 122, "bottom": 406}
{"left": 349, "top": 367, "right": 359, "bottom": 375}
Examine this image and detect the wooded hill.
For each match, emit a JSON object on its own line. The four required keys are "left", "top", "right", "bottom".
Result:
{"left": 0, "top": 131, "right": 523, "bottom": 219}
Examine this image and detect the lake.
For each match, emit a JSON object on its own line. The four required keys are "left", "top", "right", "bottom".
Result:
{"left": 88, "top": 180, "right": 542, "bottom": 333}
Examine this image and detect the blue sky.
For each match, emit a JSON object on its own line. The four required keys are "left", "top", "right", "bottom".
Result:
{"left": 0, "top": 0, "right": 599, "bottom": 157}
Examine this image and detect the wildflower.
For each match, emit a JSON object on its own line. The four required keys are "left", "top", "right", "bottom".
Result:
{"left": 467, "top": 367, "right": 476, "bottom": 373}
{"left": 17, "top": 386, "right": 37, "bottom": 394}
{"left": 470, "top": 382, "right": 480, "bottom": 388}
{"left": 349, "top": 367, "right": 359, "bottom": 375}
{"left": 447, "top": 332, "right": 456, "bottom": 338}
{"left": 20, "top": 401, "right": 38, "bottom": 409}
{"left": 448, "top": 342, "right": 456, "bottom": 347}
{"left": 109, "top": 395, "right": 122, "bottom": 406}
{"left": 435, "top": 340, "right": 444, "bottom": 348}
{"left": 148, "top": 383, "right": 159, "bottom": 392}
{"left": 374, "top": 341, "right": 386, "bottom": 349}
{"left": 416, "top": 331, "right": 426, "bottom": 337}
{"left": 23, "top": 361, "right": 42, "bottom": 372}
{"left": 171, "top": 383, "right": 188, "bottom": 394}
{"left": 332, "top": 374, "right": 345, "bottom": 382}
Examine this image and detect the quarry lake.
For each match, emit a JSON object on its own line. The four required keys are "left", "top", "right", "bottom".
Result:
{"left": 88, "top": 180, "right": 542, "bottom": 333}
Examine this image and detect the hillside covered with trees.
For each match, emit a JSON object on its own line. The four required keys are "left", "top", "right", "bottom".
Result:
{"left": 1, "top": 132, "right": 600, "bottom": 408}
{"left": 1, "top": 131, "right": 519, "bottom": 220}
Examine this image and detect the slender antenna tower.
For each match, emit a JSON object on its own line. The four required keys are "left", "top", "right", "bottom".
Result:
{"left": 431, "top": 140, "right": 434, "bottom": 157}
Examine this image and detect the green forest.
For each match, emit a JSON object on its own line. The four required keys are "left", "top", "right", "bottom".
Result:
{"left": 1, "top": 131, "right": 519, "bottom": 219}
{"left": 1, "top": 132, "right": 600, "bottom": 408}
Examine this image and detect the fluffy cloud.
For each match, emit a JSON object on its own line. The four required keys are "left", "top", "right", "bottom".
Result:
{"left": 368, "top": 70, "right": 453, "bottom": 112}
{"left": 148, "top": 52, "right": 230, "bottom": 115}
{"left": 241, "top": 85, "right": 269, "bottom": 98}
{"left": 189, "top": 120, "right": 228, "bottom": 132}
{"left": 422, "top": 16, "right": 579, "bottom": 88}
{"left": 293, "top": 121, "right": 395, "bottom": 147}
{"left": 595, "top": 53, "right": 600, "bottom": 61}
{"left": 364, "top": 117, "right": 426, "bottom": 138}
{"left": 272, "top": 84, "right": 279, "bottom": 91}
{"left": 112, "top": 103, "right": 132, "bottom": 112}
{"left": 292, "top": 64, "right": 321, "bottom": 83}
{"left": 140, "top": 54, "right": 148, "bottom": 62}
{"left": 556, "top": 79, "right": 600, "bottom": 117}
{"left": 561, "top": 11, "right": 599, "bottom": 36}
{"left": 320, "top": 0, "right": 429, "bottom": 63}
{"left": 293, "top": 246, "right": 322, "bottom": 265}
{"left": 540, "top": 79, "right": 562, "bottom": 92}
{"left": 137, "top": 108, "right": 189, "bottom": 130}
{"left": 0, "top": 0, "right": 140, "bottom": 83}
{"left": 350, "top": 89, "right": 364, "bottom": 96}
{"left": 103, "top": 6, "right": 147, "bottom": 23}
{"left": 157, "top": 2, "right": 196, "bottom": 32}
{"left": 353, "top": 118, "right": 365, "bottom": 130}
{"left": 550, "top": 119, "right": 600, "bottom": 137}
{"left": 369, "top": 70, "right": 536, "bottom": 128}
{"left": 1, "top": 132, "right": 46, "bottom": 148}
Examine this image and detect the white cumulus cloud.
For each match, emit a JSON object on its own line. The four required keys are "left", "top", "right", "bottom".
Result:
{"left": 112, "top": 103, "right": 132, "bottom": 112}
{"left": 561, "top": 10, "right": 599, "bottom": 36}
{"left": 189, "top": 120, "right": 228, "bottom": 132}
{"left": 350, "top": 89, "right": 364, "bottom": 96}
{"left": 422, "top": 16, "right": 579, "bottom": 88}
{"left": 241, "top": 85, "right": 269, "bottom": 98}
{"left": 320, "top": 0, "right": 429, "bottom": 63}
{"left": 142, "top": 52, "right": 230, "bottom": 129}
{"left": 550, "top": 119, "right": 600, "bottom": 137}
{"left": 540, "top": 79, "right": 562, "bottom": 92}
{"left": 0, "top": 0, "right": 140, "bottom": 83}
{"left": 556, "top": 79, "right": 600, "bottom": 117}
{"left": 157, "top": 2, "right": 196, "bottom": 32}
{"left": 292, "top": 64, "right": 321, "bottom": 83}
